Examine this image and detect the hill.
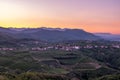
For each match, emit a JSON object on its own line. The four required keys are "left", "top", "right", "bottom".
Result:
{"left": 0, "top": 27, "right": 100, "bottom": 42}
{"left": 94, "top": 33, "right": 120, "bottom": 41}
{"left": 0, "top": 32, "right": 13, "bottom": 41}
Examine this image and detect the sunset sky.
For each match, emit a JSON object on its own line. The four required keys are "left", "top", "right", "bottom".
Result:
{"left": 0, "top": 0, "right": 120, "bottom": 34}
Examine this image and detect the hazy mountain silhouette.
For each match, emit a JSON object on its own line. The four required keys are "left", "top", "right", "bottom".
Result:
{"left": 94, "top": 33, "right": 120, "bottom": 41}
{"left": 0, "top": 27, "right": 100, "bottom": 42}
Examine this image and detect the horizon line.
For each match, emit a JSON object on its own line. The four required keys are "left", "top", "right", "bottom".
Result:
{"left": 0, "top": 26, "right": 119, "bottom": 35}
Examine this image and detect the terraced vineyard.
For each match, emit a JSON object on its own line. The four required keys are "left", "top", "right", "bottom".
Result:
{"left": 0, "top": 40, "right": 120, "bottom": 80}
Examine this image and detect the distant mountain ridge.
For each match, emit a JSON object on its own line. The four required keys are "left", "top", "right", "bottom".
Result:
{"left": 0, "top": 27, "right": 100, "bottom": 42}
{"left": 94, "top": 33, "right": 120, "bottom": 41}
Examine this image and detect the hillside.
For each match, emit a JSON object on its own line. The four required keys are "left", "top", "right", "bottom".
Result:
{"left": 0, "top": 32, "right": 13, "bottom": 41}
{"left": 0, "top": 40, "right": 120, "bottom": 80}
{"left": 0, "top": 27, "right": 120, "bottom": 80}
{"left": 0, "top": 27, "right": 100, "bottom": 42}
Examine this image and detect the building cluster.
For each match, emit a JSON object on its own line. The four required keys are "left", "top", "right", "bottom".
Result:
{"left": 0, "top": 44, "right": 120, "bottom": 51}
{"left": 30, "top": 44, "right": 120, "bottom": 51}
{"left": 0, "top": 48, "right": 16, "bottom": 51}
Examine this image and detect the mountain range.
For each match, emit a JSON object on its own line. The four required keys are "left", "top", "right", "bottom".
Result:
{"left": 94, "top": 33, "right": 120, "bottom": 41}
{"left": 0, "top": 27, "right": 100, "bottom": 42}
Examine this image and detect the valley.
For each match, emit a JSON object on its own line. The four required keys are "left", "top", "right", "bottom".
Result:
{"left": 0, "top": 39, "right": 120, "bottom": 80}
{"left": 0, "top": 27, "right": 120, "bottom": 80}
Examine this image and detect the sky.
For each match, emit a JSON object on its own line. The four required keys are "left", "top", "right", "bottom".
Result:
{"left": 0, "top": 0, "right": 120, "bottom": 34}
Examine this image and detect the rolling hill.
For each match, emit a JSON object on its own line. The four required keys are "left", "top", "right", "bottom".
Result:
{"left": 0, "top": 27, "right": 100, "bottom": 42}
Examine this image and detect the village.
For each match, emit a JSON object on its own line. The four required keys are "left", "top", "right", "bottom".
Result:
{"left": 0, "top": 43, "right": 120, "bottom": 51}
